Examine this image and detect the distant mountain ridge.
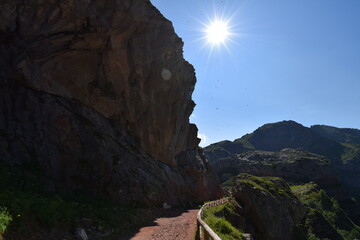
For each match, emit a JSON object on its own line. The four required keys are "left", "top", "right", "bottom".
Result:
{"left": 204, "top": 120, "right": 360, "bottom": 225}
{"left": 205, "top": 120, "right": 353, "bottom": 164}
{"left": 311, "top": 124, "right": 360, "bottom": 144}
{"left": 204, "top": 120, "right": 360, "bottom": 171}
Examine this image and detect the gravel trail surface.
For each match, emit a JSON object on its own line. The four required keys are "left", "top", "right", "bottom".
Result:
{"left": 127, "top": 209, "right": 198, "bottom": 240}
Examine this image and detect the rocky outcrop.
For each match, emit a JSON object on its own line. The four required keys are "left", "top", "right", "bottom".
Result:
{"left": 229, "top": 175, "right": 359, "bottom": 240}
{"left": 0, "top": 0, "right": 221, "bottom": 205}
{"left": 232, "top": 174, "right": 307, "bottom": 240}
{"left": 211, "top": 149, "right": 333, "bottom": 180}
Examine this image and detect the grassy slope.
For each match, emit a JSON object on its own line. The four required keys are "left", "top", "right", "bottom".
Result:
{"left": 222, "top": 174, "right": 360, "bottom": 240}
{"left": 202, "top": 201, "right": 244, "bottom": 240}
{"left": 234, "top": 173, "right": 294, "bottom": 198}
{"left": 291, "top": 183, "right": 360, "bottom": 240}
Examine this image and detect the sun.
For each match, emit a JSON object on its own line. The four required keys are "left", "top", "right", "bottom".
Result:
{"left": 205, "top": 19, "right": 230, "bottom": 46}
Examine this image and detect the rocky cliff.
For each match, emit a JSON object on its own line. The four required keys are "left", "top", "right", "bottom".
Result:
{"left": 0, "top": 0, "right": 221, "bottom": 205}
{"left": 231, "top": 174, "right": 360, "bottom": 240}
{"left": 232, "top": 174, "right": 308, "bottom": 240}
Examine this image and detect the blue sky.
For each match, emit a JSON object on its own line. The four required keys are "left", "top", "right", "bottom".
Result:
{"left": 151, "top": 0, "right": 360, "bottom": 147}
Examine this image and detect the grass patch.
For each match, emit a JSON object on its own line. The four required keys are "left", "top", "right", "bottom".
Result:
{"left": 202, "top": 202, "right": 244, "bottom": 240}
{"left": 0, "top": 207, "right": 12, "bottom": 234}
{"left": 236, "top": 174, "right": 294, "bottom": 198}
{"left": 341, "top": 143, "right": 360, "bottom": 164}
{"left": 205, "top": 218, "right": 242, "bottom": 240}
{"left": 222, "top": 177, "right": 234, "bottom": 192}
{"left": 290, "top": 183, "right": 318, "bottom": 199}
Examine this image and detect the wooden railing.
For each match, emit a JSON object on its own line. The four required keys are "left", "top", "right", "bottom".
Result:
{"left": 196, "top": 197, "right": 254, "bottom": 240}
{"left": 196, "top": 197, "right": 231, "bottom": 240}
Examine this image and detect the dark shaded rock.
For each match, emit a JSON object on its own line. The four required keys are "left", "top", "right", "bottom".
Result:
{"left": 0, "top": 0, "right": 197, "bottom": 166}
{"left": 0, "top": 85, "right": 220, "bottom": 205}
{"left": 0, "top": 0, "right": 221, "bottom": 205}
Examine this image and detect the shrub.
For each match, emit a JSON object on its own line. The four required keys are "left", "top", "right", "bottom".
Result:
{"left": 0, "top": 207, "right": 12, "bottom": 234}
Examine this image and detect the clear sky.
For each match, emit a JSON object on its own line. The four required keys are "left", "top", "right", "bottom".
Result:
{"left": 151, "top": 0, "right": 360, "bottom": 147}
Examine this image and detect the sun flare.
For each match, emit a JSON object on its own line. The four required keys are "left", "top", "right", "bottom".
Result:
{"left": 205, "top": 20, "right": 230, "bottom": 45}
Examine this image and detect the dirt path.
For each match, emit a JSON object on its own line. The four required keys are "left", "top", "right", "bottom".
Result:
{"left": 126, "top": 209, "right": 198, "bottom": 240}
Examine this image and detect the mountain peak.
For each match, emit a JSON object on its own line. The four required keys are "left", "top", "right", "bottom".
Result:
{"left": 206, "top": 120, "right": 345, "bottom": 163}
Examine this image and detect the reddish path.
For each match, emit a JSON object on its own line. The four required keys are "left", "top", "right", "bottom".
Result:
{"left": 126, "top": 209, "right": 198, "bottom": 240}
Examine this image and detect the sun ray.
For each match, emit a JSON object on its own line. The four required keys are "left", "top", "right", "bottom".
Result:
{"left": 185, "top": 2, "right": 252, "bottom": 64}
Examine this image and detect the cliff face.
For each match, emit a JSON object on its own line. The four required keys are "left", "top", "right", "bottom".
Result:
{"left": 0, "top": 0, "right": 221, "bottom": 205}
{"left": 0, "top": 0, "right": 196, "bottom": 166}
{"left": 232, "top": 174, "right": 307, "bottom": 240}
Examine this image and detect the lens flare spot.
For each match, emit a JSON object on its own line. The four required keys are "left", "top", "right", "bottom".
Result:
{"left": 161, "top": 68, "right": 172, "bottom": 80}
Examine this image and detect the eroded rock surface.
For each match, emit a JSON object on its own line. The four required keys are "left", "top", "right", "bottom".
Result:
{"left": 0, "top": 0, "right": 221, "bottom": 205}
{"left": 232, "top": 174, "right": 307, "bottom": 240}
